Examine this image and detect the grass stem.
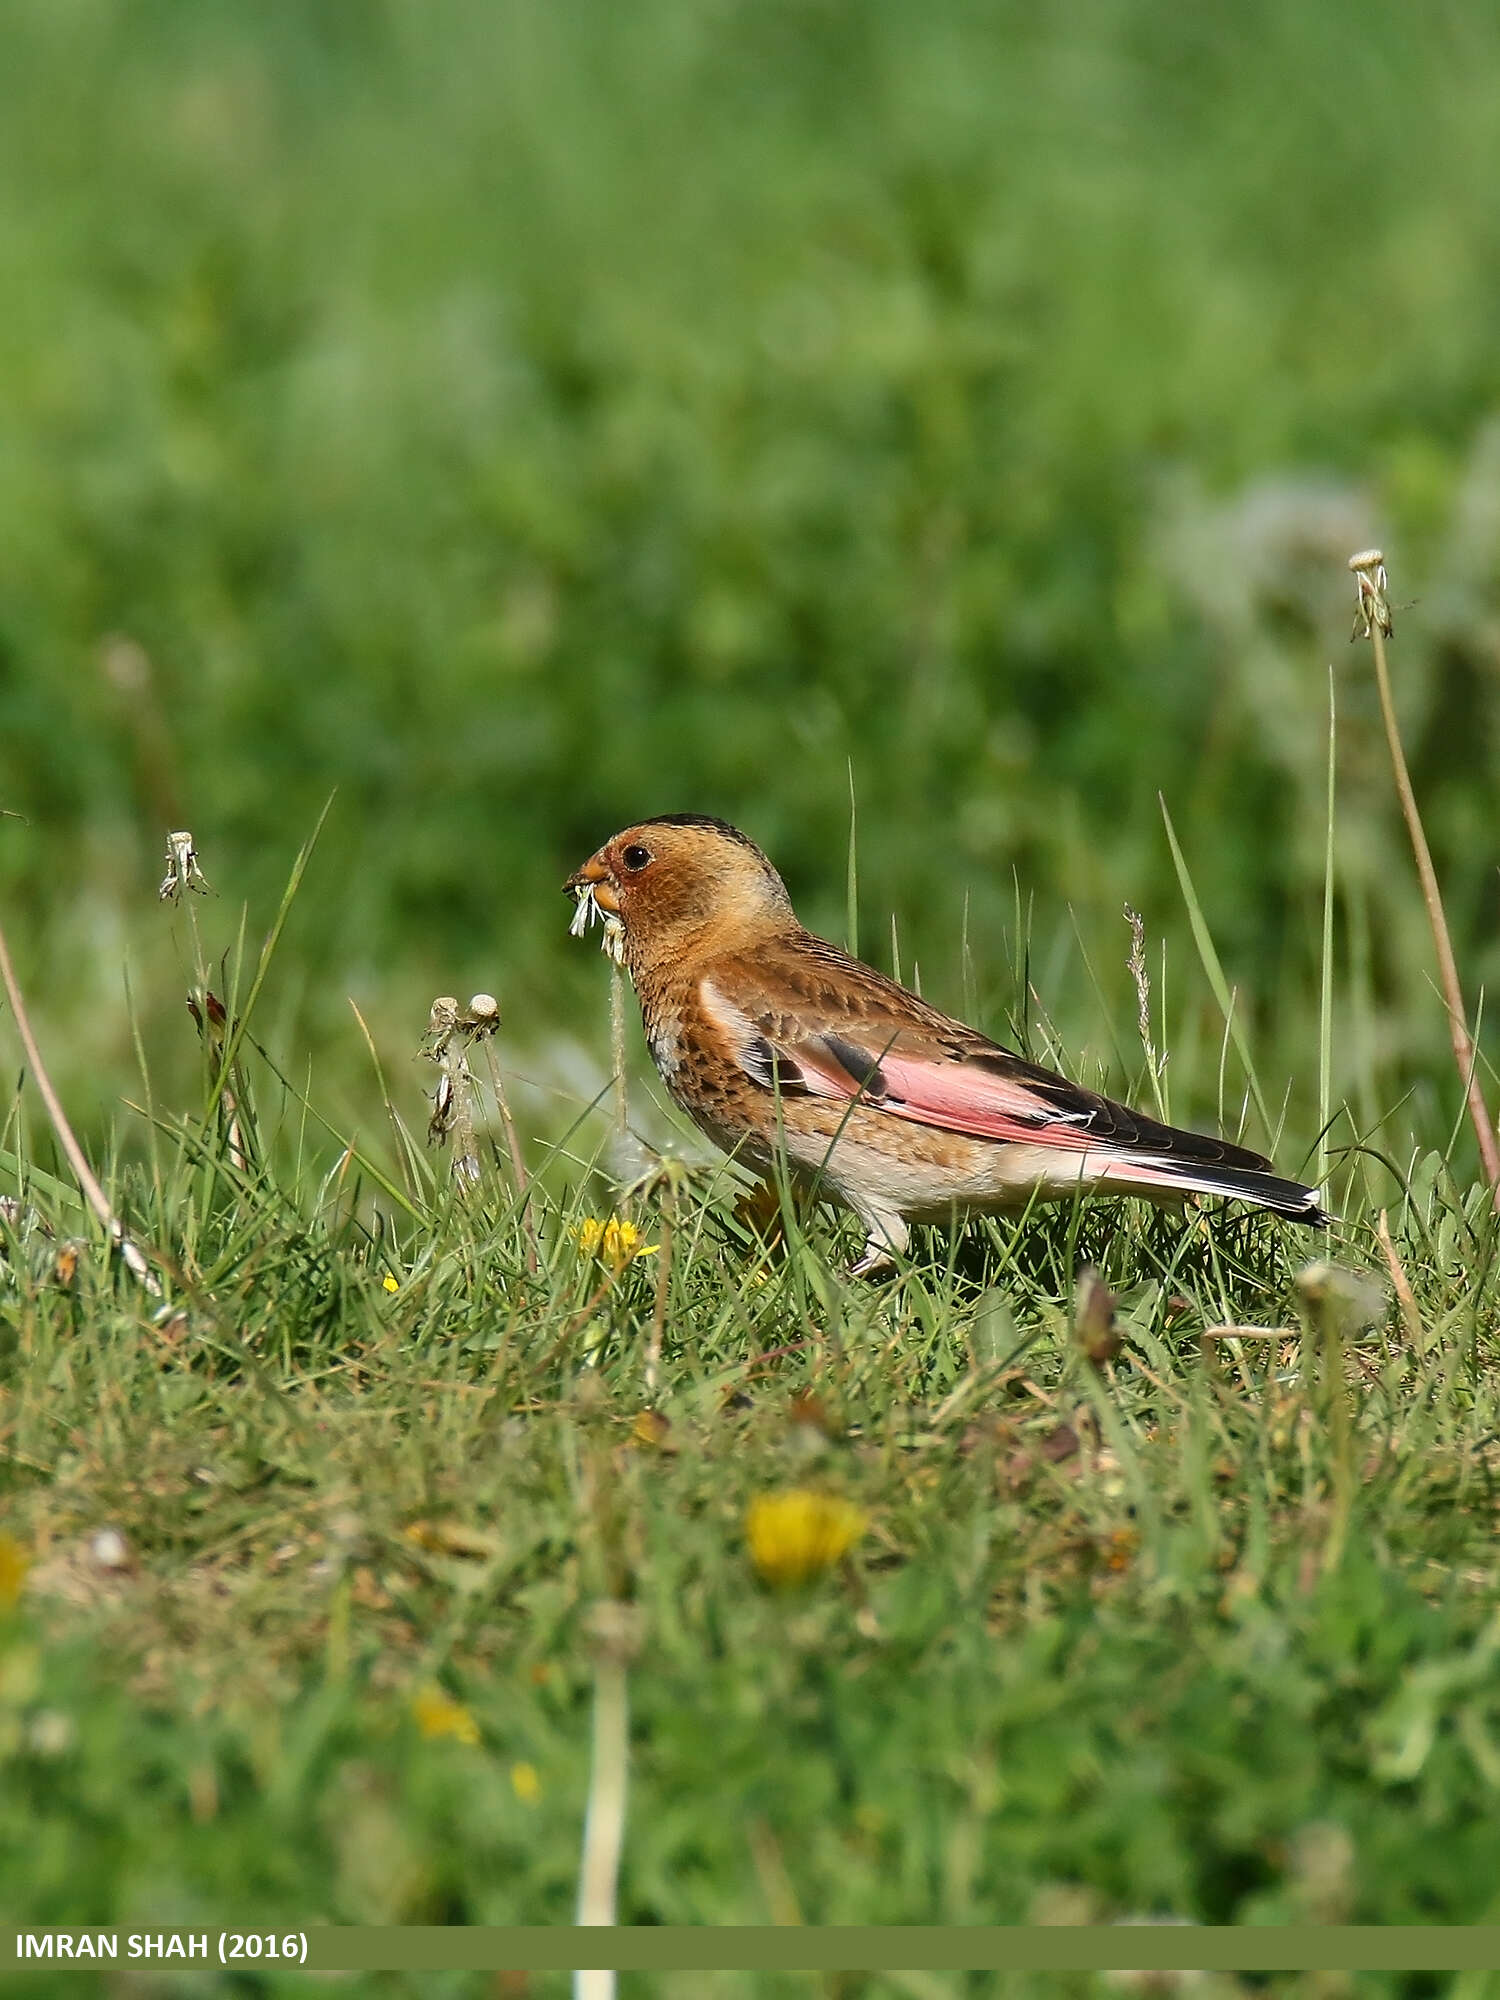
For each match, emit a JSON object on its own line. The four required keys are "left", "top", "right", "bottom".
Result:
{"left": 644, "top": 1204, "right": 672, "bottom": 1403}
{"left": 575, "top": 1602, "right": 638, "bottom": 2000}
{"left": 1352, "top": 552, "right": 1500, "bottom": 1204}
{"left": 0, "top": 917, "right": 161, "bottom": 1296}
{"left": 1318, "top": 666, "right": 1336, "bottom": 1193}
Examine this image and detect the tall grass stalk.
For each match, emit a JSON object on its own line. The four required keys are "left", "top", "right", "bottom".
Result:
{"left": 1351, "top": 550, "right": 1500, "bottom": 1203}
{"left": 202, "top": 795, "right": 333, "bottom": 1129}
{"left": 1318, "top": 666, "right": 1337, "bottom": 1194}
{"left": 0, "top": 917, "right": 160, "bottom": 1295}
{"left": 575, "top": 1603, "right": 637, "bottom": 2000}
{"left": 1124, "top": 905, "right": 1169, "bottom": 1123}
{"left": 1295, "top": 1262, "right": 1356, "bottom": 1575}
{"left": 1158, "top": 796, "right": 1272, "bottom": 1136}
{"left": 845, "top": 757, "right": 859, "bottom": 959}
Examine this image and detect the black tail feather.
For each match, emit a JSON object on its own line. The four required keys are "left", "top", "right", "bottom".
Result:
{"left": 1141, "top": 1155, "right": 1332, "bottom": 1226}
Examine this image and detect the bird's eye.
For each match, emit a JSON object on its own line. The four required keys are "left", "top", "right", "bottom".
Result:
{"left": 621, "top": 844, "right": 652, "bottom": 872}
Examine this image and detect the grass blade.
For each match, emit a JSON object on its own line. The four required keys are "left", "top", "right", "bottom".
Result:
{"left": 204, "top": 793, "right": 335, "bottom": 1128}
{"left": 1159, "top": 794, "right": 1271, "bottom": 1137}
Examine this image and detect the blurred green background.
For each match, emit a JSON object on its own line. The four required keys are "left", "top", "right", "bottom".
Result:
{"left": 4, "top": 0, "right": 1500, "bottom": 1166}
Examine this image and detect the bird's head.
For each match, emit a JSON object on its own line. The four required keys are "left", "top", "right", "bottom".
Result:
{"left": 565, "top": 814, "right": 796, "bottom": 977}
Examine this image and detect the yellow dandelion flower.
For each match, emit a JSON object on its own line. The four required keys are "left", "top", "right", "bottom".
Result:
{"left": 0, "top": 1534, "right": 28, "bottom": 1613}
{"left": 510, "top": 1761, "right": 541, "bottom": 1804}
{"left": 410, "top": 1685, "right": 480, "bottom": 1745}
{"left": 631, "top": 1409, "right": 673, "bottom": 1450}
{"left": 745, "top": 1489, "right": 867, "bottom": 1588}
{"left": 573, "top": 1216, "right": 659, "bottom": 1272}
{"left": 382, "top": 1273, "right": 400, "bottom": 1293}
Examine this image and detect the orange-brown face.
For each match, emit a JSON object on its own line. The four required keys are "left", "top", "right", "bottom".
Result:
{"left": 565, "top": 814, "right": 795, "bottom": 970}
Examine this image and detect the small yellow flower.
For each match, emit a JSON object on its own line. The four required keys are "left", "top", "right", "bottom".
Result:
{"left": 410, "top": 1685, "right": 480, "bottom": 1745}
{"left": 382, "top": 1273, "right": 400, "bottom": 1293}
{"left": 745, "top": 1489, "right": 867, "bottom": 1588}
{"left": 0, "top": 1535, "right": 28, "bottom": 1613}
{"left": 573, "top": 1216, "right": 659, "bottom": 1272}
{"left": 631, "top": 1409, "right": 674, "bottom": 1450}
{"left": 510, "top": 1761, "right": 541, "bottom": 1804}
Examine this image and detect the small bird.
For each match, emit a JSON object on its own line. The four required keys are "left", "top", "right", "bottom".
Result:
{"left": 566, "top": 815, "right": 1330, "bottom": 1272}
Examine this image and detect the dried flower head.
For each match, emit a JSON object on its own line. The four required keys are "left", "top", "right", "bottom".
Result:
{"left": 1348, "top": 548, "right": 1394, "bottom": 641}
{"left": 1074, "top": 1263, "right": 1123, "bottom": 1365}
{"left": 569, "top": 881, "right": 627, "bottom": 966}
{"left": 421, "top": 997, "right": 481, "bottom": 1176}
{"left": 158, "top": 829, "right": 212, "bottom": 904}
{"left": 1293, "top": 1259, "right": 1386, "bottom": 1331}
{"left": 745, "top": 1489, "right": 867, "bottom": 1587}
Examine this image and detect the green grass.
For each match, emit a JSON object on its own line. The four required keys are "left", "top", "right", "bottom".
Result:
{"left": 5, "top": 806, "right": 1500, "bottom": 2000}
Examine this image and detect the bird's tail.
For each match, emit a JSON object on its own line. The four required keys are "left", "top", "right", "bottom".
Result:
{"left": 1102, "top": 1153, "right": 1331, "bottom": 1226}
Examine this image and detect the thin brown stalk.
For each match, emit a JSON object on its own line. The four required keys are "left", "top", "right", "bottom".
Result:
{"left": 0, "top": 919, "right": 161, "bottom": 1295}
{"left": 476, "top": 1036, "right": 529, "bottom": 1198}
{"left": 422, "top": 997, "right": 481, "bottom": 1186}
{"left": 1375, "top": 1208, "right": 1424, "bottom": 1350}
{"left": 348, "top": 996, "right": 422, "bottom": 1201}
{"left": 1351, "top": 551, "right": 1500, "bottom": 1203}
{"left": 460, "top": 996, "right": 537, "bottom": 1273}
{"left": 747, "top": 1816, "right": 804, "bottom": 1926}
{"left": 1294, "top": 1261, "right": 1354, "bottom": 1574}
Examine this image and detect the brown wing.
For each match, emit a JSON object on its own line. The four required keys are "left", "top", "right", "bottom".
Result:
{"left": 701, "top": 929, "right": 1318, "bottom": 1197}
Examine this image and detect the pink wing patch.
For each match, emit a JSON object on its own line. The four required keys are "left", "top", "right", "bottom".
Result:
{"left": 872, "top": 1051, "right": 1095, "bottom": 1149}
{"left": 701, "top": 982, "right": 1097, "bottom": 1150}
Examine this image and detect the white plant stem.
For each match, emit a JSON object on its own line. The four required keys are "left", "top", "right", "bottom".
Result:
{"left": 574, "top": 1617, "right": 631, "bottom": 2000}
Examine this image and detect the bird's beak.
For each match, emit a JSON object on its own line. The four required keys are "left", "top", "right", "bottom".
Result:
{"left": 564, "top": 852, "right": 621, "bottom": 914}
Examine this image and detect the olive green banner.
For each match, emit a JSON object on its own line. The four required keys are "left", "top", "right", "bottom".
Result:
{"left": 5, "top": 1927, "right": 1500, "bottom": 1973}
